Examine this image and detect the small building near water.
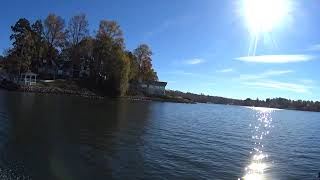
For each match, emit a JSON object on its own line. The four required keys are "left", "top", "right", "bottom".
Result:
{"left": 130, "top": 80, "right": 167, "bottom": 96}
{"left": 17, "top": 72, "right": 38, "bottom": 86}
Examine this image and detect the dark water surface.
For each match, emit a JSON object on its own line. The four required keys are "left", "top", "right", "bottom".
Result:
{"left": 0, "top": 90, "right": 319, "bottom": 179}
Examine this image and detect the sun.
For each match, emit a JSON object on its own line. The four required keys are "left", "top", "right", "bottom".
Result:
{"left": 242, "top": 0, "right": 291, "bottom": 35}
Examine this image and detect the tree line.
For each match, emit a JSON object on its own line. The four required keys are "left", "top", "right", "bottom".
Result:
{"left": 167, "top": 90, "right": 320, "bottom": 112}
{"left": 2, "top": 13, "right": 158, "bottom": 96}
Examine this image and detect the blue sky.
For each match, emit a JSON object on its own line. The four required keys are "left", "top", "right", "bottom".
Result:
{"left": 1, "top": 0, "right": 320, "bottom": 101}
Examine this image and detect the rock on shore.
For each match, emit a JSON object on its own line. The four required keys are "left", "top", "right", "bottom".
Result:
{"left": 18, "top": 86, "right": 103, "bottom": 99}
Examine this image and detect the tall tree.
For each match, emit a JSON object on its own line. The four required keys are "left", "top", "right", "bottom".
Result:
{"left": 66, "top": 14, "right": 89, "bottom": 70}
{"left": 78, "top": 37, "right": 95, "bottom": 78}
{"left": 43, "top": 13, "right": 66, "bottom": 49}
{"left": 9, "top": 18, "right": 34, "bottom": 74}
{"left": 93, "top": 20, "right": 129, "bottom": 95}
{"left": 133, "top": 44, "right": 158, "bottom": 81}
{"left": 67, "top": 14, "right": 89, "bottom": 47}
{"left": 30, "top": 20, "right": 46, "bottom": 72}
{"left": 43, "top": 13, "right": 66, "bottom": 72}
{"left": 96, "top": 20, "right": 124, "bottom": 48}
{"left": 8, "top": 19, "right": 47, "bottom": 74}
{"left": 94, "top": 20, "right": 125, "bottom": 78}
{"left": 127, "top": 51, "right": 139, "bottom": 81}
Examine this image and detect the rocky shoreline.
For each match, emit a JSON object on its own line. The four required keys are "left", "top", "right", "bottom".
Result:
{"left": 121, "top": 95, "right": 195, "bottom": 104}
{"left": 0, "top": 80, "right": 103, "bottom": 99}
{"left": 0, "top": 80, "right": 193, "bottom": 103}
{"left": 16, "top": 87, "right": 194, "bottom": 103}
{"left": 17, "top": 86, "right": 104, "bottom": 99}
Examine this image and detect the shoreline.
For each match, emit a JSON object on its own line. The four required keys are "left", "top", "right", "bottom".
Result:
{"left": 118, "top": 96, "right": 195, "bottom": 104}
{"left": 2, "top": 81, "right": 319, "bottom": 112}
{"left": 18, "top": 86, "right": 104, "bottom": 99}
{"left": 0, "top": 82, "right": 194, "bottom": 104}
{"left": 1, "top": 86, "right": 320, "bottom": 112}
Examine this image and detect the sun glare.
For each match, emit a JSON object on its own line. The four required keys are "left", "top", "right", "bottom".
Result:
{"left": 243, "top": 0, "right": 291, "bottom": 35}
{"left": 239, "top": 107, "right": 275, "bottom": 180}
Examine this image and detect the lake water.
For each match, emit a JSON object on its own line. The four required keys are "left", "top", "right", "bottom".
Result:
{"left": 0, "top": 90, "right": 319, "bottom": 180}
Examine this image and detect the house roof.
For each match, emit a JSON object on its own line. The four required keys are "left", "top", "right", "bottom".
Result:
{"left": 145, "top": 81, "right": 167, "bottom": 86}
{"left": 130, "top": 80, "right": 168, "bottom": 87}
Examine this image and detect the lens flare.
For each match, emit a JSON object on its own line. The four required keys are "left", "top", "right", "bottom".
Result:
{"left": 242, "top": 0, "right": 291, "bottom": 35}
{"left": 240, "top": 0, "right": 293, "bottom": 56}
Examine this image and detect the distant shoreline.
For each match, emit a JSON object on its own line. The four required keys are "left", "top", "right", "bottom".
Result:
{"left": 119, "top": 96, "right": 195, "bottom": 104}
{"left": 1, "top": 80, "right": 319, "bottom": 112}
{"left": 166, "top": 90, "right": 320, "bottom": 113}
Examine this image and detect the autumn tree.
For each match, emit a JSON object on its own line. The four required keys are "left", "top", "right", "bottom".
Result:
{"left": 30, "top": 20, "right": 46, "bottom": 72}
{"left": 93, "top": 20, "right": 129, "bottom": 96}
{"left": 67, "top": 14, "right": 89, "bottom": 47}
{"left": 96, "top": 20, "right": 124, "bottom": 48}
{"left": 43, "top": 14, "right": 66, "bottom": 69}
{"left": 133, "top": 44, "right": 158, "bottom": 81}
{"left": 8, "top": 18, "right": 34, "bottom": 74}
{"left": 126, "top": 51, "right": 139, "bottom": 81}
{"left": 66, "top": 14, "right": 90, "bottom": 71}
{"left": 43, "top": 14, "right": 66, "bottom": 48}
{"left": 78, "top": 37, "right": 95, "bottom": 78}
{"left": 6, "top": 18, "right": 47, "bottom": 74}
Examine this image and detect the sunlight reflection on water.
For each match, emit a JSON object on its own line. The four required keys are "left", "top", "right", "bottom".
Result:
{"left": 240, "top": 107, "right": 280, "bottom": 180}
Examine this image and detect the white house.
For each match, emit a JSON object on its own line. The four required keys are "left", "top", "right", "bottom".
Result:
{"left": 130, "top": 80, "right": 167, "bottom": 96}
{"left": 17, "top": 72, "right": 38, "bottom": 86}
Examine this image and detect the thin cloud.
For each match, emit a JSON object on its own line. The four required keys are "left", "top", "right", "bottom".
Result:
{"left": 234, "top": 55, "right": 315, "bottom": 63}
{"left": 145, "top": 20, "right": 173, "bottom": 38}
{"left": 168, "top": 70, "right": 194, "bottom": 76}
{"left": 217, "top": 68, "right": 233, "bottom": 73}
{"left": 185, "top": 58, "right": 205, "bottom": 65}
{"left": 306, "top": 44, "right": 320, "bottom": 51}
{"left": 262, "top": 70, "right": 294, "bottom": 76}
{"left": 236, "top": 70, "right": 314, "bottom": 94}
{"left": 299, "top": 79, "right": 314, "bottom": 84}
{"left": 243, "top": 81, "right": 311, "bottom": 93}
{"left": 238, "top": 70, "right": 294, "bottom": 81}
{"left": 144, "top": 15, "right": 198, "bottom": 40}
{"left": 167, "top": 80, "right": 177, "bottom": 84}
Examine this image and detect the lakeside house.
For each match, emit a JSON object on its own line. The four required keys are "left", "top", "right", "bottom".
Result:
{"left": 0, "top": 68, "right": 8, "bottom": 81}
{"left": 79, "top": 58, "right": 91, "bottom": 78}
{"left": 130, "top": 80, "right": 167, "bottom": 96}
{"left": 38, "top": 58, "right": 90, "bottom": 79}
{"left": 57, "top": 61, "right": 72, "bottom": 78}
